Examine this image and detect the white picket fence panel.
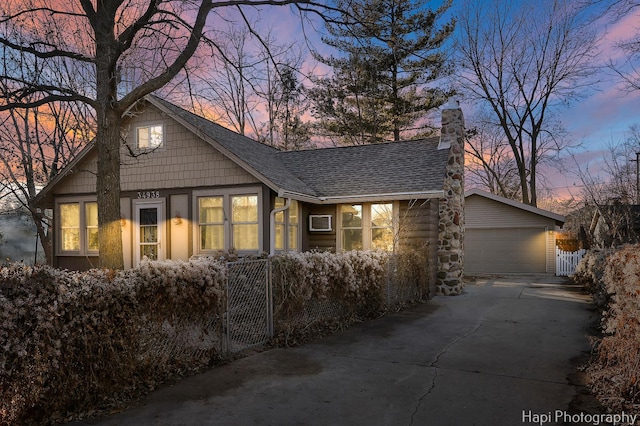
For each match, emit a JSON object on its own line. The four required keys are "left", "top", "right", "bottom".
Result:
{"left": 556, "top": 247, "right": 586, "bottom": 276}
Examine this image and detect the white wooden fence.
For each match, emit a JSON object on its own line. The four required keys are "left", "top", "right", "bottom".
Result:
{"left": 556, "top": 247, "right": 586, "bottom": 276}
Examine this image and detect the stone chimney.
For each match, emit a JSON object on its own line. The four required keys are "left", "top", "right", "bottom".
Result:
{"left": 437, "top": 100, "right": 465, "bottom": 295}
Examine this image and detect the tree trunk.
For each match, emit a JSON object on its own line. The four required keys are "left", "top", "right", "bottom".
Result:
{"left": 31, "top": 210, "right": 52, "bottom": 265}
{"left": 95, "top": 106, "right": 124, "bottom": 270}
{"left": 93, "top": 5, "right": 124, "bottom": 270}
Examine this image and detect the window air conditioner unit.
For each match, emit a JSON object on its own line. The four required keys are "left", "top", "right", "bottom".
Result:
{"left": 309, "top": 214, "right": 333, "bottom": 232}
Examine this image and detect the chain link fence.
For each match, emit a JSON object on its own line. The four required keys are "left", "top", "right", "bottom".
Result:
{"left": 148, "top": 252, "right": 431, "bottom": 358}
{"left": 138, "top": 314, "right": 224, "bottom": 370}
{"left": 270, "top": 251, "right": 431, "bottom": 345}
{"left": 225, "top": 259, "right": 272, "bottom": 353}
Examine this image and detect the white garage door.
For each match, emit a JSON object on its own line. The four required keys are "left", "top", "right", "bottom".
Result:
{"left": 465, "top": 227, "right": 547, "bottom": 274}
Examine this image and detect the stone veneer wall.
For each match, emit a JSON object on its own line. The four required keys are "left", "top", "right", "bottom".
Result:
{"left": 437, "top": 105, "right": 465, "bottom": 295}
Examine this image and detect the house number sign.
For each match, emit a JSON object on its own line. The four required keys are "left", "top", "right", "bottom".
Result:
{"left": 137, "top": 190, "right": 160, "bottom": 199}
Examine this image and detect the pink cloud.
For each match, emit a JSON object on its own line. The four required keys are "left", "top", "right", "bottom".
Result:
{"left": 602, "top": 9, "right": 640, "bottom": 43}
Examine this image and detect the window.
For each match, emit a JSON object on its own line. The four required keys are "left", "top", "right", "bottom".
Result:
{"left": 58, "top": 199, "right": 99, "bottom": 254}
{"left": 85, "top": 202, "right": 99, "bottom": 252}
{"left": 194, "top": 189, "right": 262, "bottom": 254}
{"left": 199, "top": 197, "right": 224, "bottom": 251}
{"left": 139, "top": 207, "right": 159, "bottom": 260}
{"left": 60, "top": 203, "right": 80, "bottom": 251}
{"left": 341, "top": 204, "right": 363, "bottom": 251}
{"left": 339, "top": 202, "right": 396, "bottom": 252}
{"left": 137, "top": 124, "right": 163, "bottom": 149}
{"left": 275, "top": 202, "right": 285, "bottom": 251}
{"left": 288, "top": 200, "right": 299, "bottom": 251}
{"left": 371, "top": 203, "right": 394, "bottom": 251}
{"left": 231, "top": 195, "right": 258, "bottom": 250}
{"left": 274, "top": 198, "right": 299, "bottom": 252}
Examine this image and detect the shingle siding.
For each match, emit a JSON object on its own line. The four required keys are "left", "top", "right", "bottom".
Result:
{"left": 53, "top": 151, "right": 98, "bottom": 195}
{"left": 53, "top": 107, "right": 259, "bottom": 195}
{"left": 121, "top": 109, "right": 259, "bottom": 190}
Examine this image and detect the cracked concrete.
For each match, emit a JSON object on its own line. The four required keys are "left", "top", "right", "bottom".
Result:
{"left": 68, "top": 275, "right": 594, "bottom": 426}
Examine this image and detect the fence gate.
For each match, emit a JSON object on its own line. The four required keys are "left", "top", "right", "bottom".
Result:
{"left": 556, "top": 247, "right": 586, "bottom": 276}
{"left": 225, "top": 259, "right": 272, "bottom": 354}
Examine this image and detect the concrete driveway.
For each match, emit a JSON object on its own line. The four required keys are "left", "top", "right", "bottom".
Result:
{"left": 70, "top": 275, "right": 596, "bottom": 426}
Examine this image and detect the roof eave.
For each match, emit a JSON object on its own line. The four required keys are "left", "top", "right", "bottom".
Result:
{"left": 464, "top": 188, "right": 566, "bottom": 225}
{"left": 32, "top": 139, "right": 97, "bottom": 208}
{"left": 145, "top": 96, "right": 285, "bottom": 194}
{"left": 278, "top": 189, "right": 444, "bottom": 204}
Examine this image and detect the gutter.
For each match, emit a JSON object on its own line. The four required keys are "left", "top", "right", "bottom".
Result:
{"left": 269, "top": 197, "right": 291, "bottom": 256}
{"left": 277, "top": 189, "right": 445, "bottom": 205}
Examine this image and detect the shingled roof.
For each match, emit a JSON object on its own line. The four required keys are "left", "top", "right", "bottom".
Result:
{"left": 278, "top": 139, "right": 448, "bottom": 201}
{"left": 149, "top": 96, "right": 315, "bottom": 197}
{"left": 36, "top": 95, "right": 450, "bottom": 206}
{"left": 149, "top": 96, "right": 449, "bottom": 203}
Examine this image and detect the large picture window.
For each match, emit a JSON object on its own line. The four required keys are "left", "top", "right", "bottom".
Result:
{"left": 58, "top": 200, "right": 98, "bottom": 254}
{"left": 195, "top": 189, "right": 262, "bottom": 254}
{"left": 339, "top": 202, "right": 396, "bottom": 252}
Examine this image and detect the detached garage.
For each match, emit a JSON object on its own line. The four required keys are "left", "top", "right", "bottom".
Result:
{"left": 464, "top": 189, "right": 565, "bottom": 275}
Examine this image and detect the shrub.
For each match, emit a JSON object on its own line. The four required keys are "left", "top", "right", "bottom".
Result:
{"left": 585, "top": 245, "right": 640, "bottom": 414}
{"left": 0, "top": 258, "right": 226, "bottom": 425}
{"left": 573, "top": 249, "right": 612, "bottom": 309}
{"left": 0, "top": 248, "right": 429, "bottom": 424}
{"left": 270, "top": 248, "right": 429, "bottom": 345}
{"left": 271, "top": 250, "right": 389, "bottom": 321}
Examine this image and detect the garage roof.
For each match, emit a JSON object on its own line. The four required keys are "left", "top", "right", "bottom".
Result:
{"left": 464, "top": 189, "right": 565, "bottom": 226}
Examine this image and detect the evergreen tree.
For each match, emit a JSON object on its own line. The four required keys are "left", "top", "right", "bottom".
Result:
{"left": 309, "top": 0, "right": 455, "bottom": 144}
{"left": 273, "top": 67, "right": 311, "bottom": 150}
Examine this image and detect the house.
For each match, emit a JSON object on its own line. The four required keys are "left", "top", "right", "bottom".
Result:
{"left": 34, "top": 96, "right": 466, "bottom": 295}
{"left": 464, "top": 189, "right": 565, "bottom": 275}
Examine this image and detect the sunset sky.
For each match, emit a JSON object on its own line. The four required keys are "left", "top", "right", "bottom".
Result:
{"left": 232, "top": 0, "right": 640, "bottom": 204}
{"left": 4, "top": 1, "right": 635, "bottom": 206}
{"left": 533, "top": 3, "right": 640, "bottom": 202}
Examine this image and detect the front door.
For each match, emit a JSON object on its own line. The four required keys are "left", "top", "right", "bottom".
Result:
{"left": 134, "top": 201, "right": 165, "bottom": 265}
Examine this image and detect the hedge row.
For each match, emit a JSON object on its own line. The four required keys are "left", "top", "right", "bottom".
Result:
{"left": 270, "top": 248, "right": 429, "bottom": 346}
{"left": 0, "top": 258, "right": 226, "bottom": 425}
{"left": 574, "top": 245, "right": 640, "bottom": 414}
{"left": 1, "top": 249, "right": 429, "bottom": 425}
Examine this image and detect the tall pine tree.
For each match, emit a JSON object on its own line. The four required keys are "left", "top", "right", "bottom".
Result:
{"left": 309, "top": 0, "right": 455, "bottom": 144}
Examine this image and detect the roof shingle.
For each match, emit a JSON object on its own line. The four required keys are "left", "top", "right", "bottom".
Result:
{"left": 151, "top": 96, "right": 448, "bottom": 202}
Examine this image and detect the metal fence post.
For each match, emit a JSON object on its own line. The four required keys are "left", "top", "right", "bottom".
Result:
{"left": 224, "top": 270, "right": 231, "bottom": 356}
{"left": 266, "top": 259, "right": 274, "bottom": 337}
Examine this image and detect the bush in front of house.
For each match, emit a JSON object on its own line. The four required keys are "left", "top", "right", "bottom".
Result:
{"left": 581, "top": 245, "right": 640, "bottom": 415}
{"left": 0, "top": 248, "right": 429, "bottom": 424}
{"left": 270, "top": 248, "right": 430, "bottom": 345}
{"left": 271, "top": 250, "right": 389, "bottom": 315}
{"left": 0, "top": 258, "right": 226, "bottom": 426}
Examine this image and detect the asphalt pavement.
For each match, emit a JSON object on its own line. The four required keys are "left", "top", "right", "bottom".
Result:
{"left": 69, "top": 274, "right": 597, "bottom": 426}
